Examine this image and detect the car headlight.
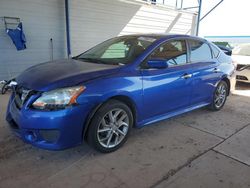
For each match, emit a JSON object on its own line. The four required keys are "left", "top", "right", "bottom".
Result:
{"left": 32, "top": 86, "right": 85, "bottom": 110}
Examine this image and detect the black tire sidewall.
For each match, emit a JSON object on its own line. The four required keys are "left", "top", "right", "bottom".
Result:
{"left": 87, "top": 100, "right": 133, "bottom": 153}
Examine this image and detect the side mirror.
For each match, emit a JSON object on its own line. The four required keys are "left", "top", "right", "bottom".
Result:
{"left": 147, "top": 59, "right": 168, "bottom": 69}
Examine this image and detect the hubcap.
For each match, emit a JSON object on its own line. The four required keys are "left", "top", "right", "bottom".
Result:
{"left": 97, "top": 108, "right": 129, "bottom": 148}
{"left": 214, "top": 83, "right": 227, "bottom": 108}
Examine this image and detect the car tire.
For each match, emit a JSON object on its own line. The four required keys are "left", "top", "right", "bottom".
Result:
{"left": 208, "top": 80, "right": 228, "bottom": 111}
{"left": 87, "top": 99, "right": 133, "bottom": 153}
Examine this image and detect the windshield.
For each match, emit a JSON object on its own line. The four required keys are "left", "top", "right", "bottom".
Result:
{"left": 75, "top": 36, "right": 159, "bottom": 65}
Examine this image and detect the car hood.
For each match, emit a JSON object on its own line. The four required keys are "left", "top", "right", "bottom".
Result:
{"left": 16, "top": 59, "right": 120, "bottom": 91}
{"left": 232, "top": 55, "right": 250, "bottom": 65}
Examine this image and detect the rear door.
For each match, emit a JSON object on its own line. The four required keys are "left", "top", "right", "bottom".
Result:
{"left": 188, "top": 39, "right": 221, "bottom": 104}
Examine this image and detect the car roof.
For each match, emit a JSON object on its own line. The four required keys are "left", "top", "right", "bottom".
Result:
{"left": 120, "top": 33, "right": 207, "bottom": 42}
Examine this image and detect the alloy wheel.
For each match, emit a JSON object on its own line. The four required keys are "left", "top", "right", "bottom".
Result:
{"left": 214, "top": 83, "right": 227, "bottom": 108}
{"left": 97, "top": 108, "right": 129, "bottom": 148}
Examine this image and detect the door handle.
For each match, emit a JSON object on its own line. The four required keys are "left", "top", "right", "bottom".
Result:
{"left": 181, "top": 73, "right": 192, "bottom": 79}
{"left": 213, "top": 68, "right": 220, "bottom": 73}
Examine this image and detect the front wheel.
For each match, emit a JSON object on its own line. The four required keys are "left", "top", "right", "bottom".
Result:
{"left": 209, "top": 80, "right": 228, "bottom": 111}
{"left": 87, "top": 100, "right": 133, "bottom": 153}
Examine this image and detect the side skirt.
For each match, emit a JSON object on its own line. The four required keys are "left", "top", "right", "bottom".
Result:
{"left": 137, "top": 102, "right": 210, "bottom": 128}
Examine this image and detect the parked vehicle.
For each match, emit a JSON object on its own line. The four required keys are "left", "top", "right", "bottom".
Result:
{"left": 232, "top": 44, "right": 250, "bottom": 83}
{"left": 1, "top": 79, "right": 17, "bottom": 94}
{"left": 215, "top": 44, "right": 232, "bottom": 56}
{"left": 0, "top": 80, "right": 7, "bottom": 94}
{"left": 6, "top": 34, "right": 235, "bottom": 152}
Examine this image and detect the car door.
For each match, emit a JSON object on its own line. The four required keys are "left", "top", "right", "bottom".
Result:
{"left": 141, "top": 39, "right": 193, "bottom": 120}
{"left": 188, "top": 39, "right": 221, "bottom": 105}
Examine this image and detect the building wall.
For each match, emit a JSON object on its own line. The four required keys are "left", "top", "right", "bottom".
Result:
{"left": 70, "top": 0, "right": 196, "bottom": 56}
{"left": 0, "top": 0, "right": 67, "bottom": 80}
{"left": 0, "top": 0, "right": 196, "bottom": 80}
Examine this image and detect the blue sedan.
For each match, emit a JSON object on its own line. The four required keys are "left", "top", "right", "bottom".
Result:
{"left": 6, "top": 34, "right": 235, "bottom": 152}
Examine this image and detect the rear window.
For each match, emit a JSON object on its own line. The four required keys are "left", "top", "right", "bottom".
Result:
{"left": 189, "top": 40, "right": 212, "bottom": 62}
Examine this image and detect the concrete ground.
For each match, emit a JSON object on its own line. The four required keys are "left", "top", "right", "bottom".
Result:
{"left": 0, "top": 84, "right": 250, "bottom": 188}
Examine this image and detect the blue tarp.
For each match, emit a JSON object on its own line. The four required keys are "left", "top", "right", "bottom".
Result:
{"left": 6, "top": 22, "right": 26, "bottom": 51}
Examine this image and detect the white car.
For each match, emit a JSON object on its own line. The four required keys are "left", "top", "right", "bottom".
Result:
{"left": 232, "top": 44, "right": 250, "bottom": 83}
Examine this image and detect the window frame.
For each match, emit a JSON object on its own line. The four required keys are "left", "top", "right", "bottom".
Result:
{"left": 139, "top": 38, "right": 190, "bottom": 69}
{"left": 209, "top": 42, "right": 221, "bottom": 59}
{"left": 187, "top": 39, "right": 214, "bottom": 63}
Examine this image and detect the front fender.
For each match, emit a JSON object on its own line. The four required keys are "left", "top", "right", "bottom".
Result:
{"left": 76, "top": 72, "right": 143, "bottom": 136}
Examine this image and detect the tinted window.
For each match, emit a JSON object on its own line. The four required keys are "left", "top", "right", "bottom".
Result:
{"left": 150, "top": 40, "right": 187, "bottom": 67}
{"left": 189, "top": 40, "right": 212, "bottom": 62}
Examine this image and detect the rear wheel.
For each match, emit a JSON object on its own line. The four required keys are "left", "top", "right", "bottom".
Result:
{"left": 209, "top": 80, "right": 228, "bottom": 111}
{"left": 87, "top": 99, "right": 133, "bottom": 153}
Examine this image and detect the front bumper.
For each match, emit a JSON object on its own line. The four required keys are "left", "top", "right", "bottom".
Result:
{"left": 236, "top": 71, "right": 250, "bottom": 83}
{"left": 236, "top": 65, "right": 250, "bottom": 83}
{"left": 6, "top": 92, "right": 92, "bottom": 150}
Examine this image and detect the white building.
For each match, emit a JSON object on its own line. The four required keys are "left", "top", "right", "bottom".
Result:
{"left": 0, "top": 0, "right": 197, "bottom": 80}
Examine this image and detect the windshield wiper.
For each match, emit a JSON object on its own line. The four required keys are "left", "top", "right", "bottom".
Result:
{"left": 75, "top": 57, "right": 126, "bottom": 66}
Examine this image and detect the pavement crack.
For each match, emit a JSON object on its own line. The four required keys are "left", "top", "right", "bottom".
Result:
{"left": 181, "top": 123, "right": 226, "bottom": 140}
{"left": 213, "top": 123, "right": 250, "bottom": 146}
{"left": 212, "top": 149, "right": 250, "bottom": 167}
{"left": 150, "top": 123, "right": 250, "bottom": 188}
{"left": 150, "top": 145, "right": 216, "bottom": 188}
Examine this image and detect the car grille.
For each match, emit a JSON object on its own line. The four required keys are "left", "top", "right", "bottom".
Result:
{"left": 14, "top": 86, "right": 34, "bottom": 109}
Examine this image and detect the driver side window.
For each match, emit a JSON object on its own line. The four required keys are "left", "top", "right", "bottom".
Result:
{"left": 149, "top": 40, "right": 187, "bottom": 67}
